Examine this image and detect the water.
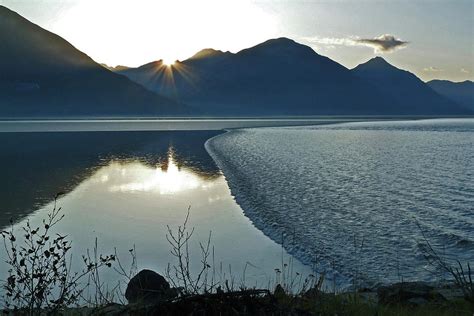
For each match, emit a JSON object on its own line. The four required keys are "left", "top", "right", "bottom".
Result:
{"left": 0, "top": 118, "right": 472, "bottom": 293}
{"left": 206, "top": 119, "right": 474, "bottom": 287}
{"left": 0, "top": 129, "right": 312, "bottom": 292}
{"left": 0, "top": 118, "right": 358, "bottom": 132}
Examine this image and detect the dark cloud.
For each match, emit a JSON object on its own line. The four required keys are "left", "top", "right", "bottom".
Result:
{"left": 304, "top": 34, "right": 408, "bottom": 53}
{"left": 355, "top": 34, "right": 408, "bottom": 52}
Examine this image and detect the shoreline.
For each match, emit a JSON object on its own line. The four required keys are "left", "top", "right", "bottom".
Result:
{"left": 4, "top": 280, "right": 467, "bottom": 314}
{"left": 0, "top": 118, "right": 357, "bottom": 133}
{"left": 1, "top": 116, "right": 464, "bottom": 133}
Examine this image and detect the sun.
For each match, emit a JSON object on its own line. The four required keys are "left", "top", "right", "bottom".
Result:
{"left": 162, "top": 58, "right": 175, "bottom": 67}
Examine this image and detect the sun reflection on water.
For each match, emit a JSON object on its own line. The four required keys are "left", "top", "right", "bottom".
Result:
{"left": 107, "top": 151, "right": 211, "bottom": 194}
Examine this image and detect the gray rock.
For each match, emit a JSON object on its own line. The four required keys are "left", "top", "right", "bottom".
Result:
{"left": 125, "top": 269, "right": 176, "bottom": 304}
{"left": 377, "top": 282, "right": 445, "bottom": 305}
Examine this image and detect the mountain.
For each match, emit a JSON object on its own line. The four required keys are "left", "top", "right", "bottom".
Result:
{"left": 188, "top": 48, "right": 233, "bottom": 61}
{"left": 120, "top": 38, "right": 391, "bottom": 115}
{"left": 118, "top": 39, "right": 470, "bottom": 116}
{"left": 100, "top": 64, "right": 131, "bottom": 72}
{"left": 352, "top": 57, "right": 467, "bottom": 115}
{"left": 0, "top": 6, "right": 189, "bottom": 117}
{"left": 427, "top": 80, "right": 474, "bottom": 111}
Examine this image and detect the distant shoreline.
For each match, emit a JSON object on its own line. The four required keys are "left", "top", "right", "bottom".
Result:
{"left": 1, "top": 115, "right": 473, "bottom": 121}
{"left": 1, "top": 117, "right": 473, "bottom": 133}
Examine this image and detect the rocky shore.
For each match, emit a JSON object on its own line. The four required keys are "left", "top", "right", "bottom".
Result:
{"left": 49, "top": 269, "right": 472, "bottom": 315}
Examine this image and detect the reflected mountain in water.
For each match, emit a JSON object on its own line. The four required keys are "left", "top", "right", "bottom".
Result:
{"left": 0, "top": 130, "right": 222, "bottom": 228}
{"left": 0, "top": 132, "right": 312, "bottom": 286}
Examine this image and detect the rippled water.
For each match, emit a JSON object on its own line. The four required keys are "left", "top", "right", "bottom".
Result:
{"left": 206, "top": 119, "right": 474, "bottom": 287}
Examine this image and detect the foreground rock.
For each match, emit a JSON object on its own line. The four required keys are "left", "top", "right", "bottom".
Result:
{"left": 377, "top": 282, "right": 446, "bottom": 306}
{"left": 125, "top": 269, "right": 177, "bottom": 304}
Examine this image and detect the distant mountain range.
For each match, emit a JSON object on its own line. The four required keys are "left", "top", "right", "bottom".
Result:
{"left": 351, "top": 57, "right": 468, "bottom": 115}
{"left": 118, "top": 39, "right": 470, "bottom": 116}
{"left": 0, "top": 5, "right": 189, "bottom": 118}
{"left": 427, "top": 80, "right": 474, "bottom": 111}
{"left": 1, "top": 5, "right": 471, "bottom": 117}
{"left": 119, "top": 39, "right": 389, "bottom": 115}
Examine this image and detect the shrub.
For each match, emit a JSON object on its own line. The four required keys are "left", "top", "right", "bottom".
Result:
{"left": 1, "top": 194, "right": 115, "bottom": 313}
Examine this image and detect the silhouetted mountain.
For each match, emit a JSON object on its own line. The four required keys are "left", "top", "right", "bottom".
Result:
{"left": 352, "top": 57, "right": 467, "bottom": 114}
{"left": 0, "top": 6, "right": 190, "bottom": 117}
{"left": 188, "top": 48, "right": 233, "bottom": 61}
{"left": 427, "top": 80, "right": 474, "bottom": 111}
{"left": 118, "top": 39, "right": 469, "bottom": 115}
{"left": 100, "top": 64, "right": 131, "bottom": 72}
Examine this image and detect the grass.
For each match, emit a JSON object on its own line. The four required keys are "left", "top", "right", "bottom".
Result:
{"left": 92, "top": 290, "right": 473, "bottom": 315}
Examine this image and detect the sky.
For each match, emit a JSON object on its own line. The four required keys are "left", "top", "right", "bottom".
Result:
{"left": 1, "top": 0, "right": 473, "bottom": 82}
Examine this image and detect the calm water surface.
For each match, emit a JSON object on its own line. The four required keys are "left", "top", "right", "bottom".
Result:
{"left": 0, "top": 130, "right": 311, "bottom": 291}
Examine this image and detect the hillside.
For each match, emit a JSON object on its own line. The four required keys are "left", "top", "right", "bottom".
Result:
{"left": 427, "top": 80, "right": 474, "bottom": 111}
{"left": 352, "top": 57, "right": 467, "bottom": 115}
{"left": 0, "top": 6, "right": 189, "bottom": 118}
